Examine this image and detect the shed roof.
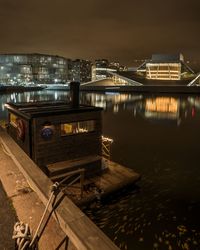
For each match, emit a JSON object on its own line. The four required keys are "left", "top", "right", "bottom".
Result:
{"left": 5, "top": 101, "right": 102, "bottom": 119}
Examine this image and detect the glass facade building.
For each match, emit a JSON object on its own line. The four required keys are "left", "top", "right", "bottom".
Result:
{"left": 137, "top": 54, "right": 195, "bottom": 81}
{"left": 0, "top": 53, "right": 70, "bottom": 85}
{"left": 71, "top": 59, "right": 92, "bottom": 83}
{"left": 146, "top": 63, "right": 181, "bottom": 80}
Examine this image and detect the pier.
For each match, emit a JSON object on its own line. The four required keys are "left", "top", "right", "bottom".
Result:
{"left": 0, "top": 127, "right": 119, "bottom": 250}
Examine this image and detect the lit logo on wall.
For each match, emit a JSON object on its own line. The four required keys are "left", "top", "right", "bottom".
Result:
{"left": 41, "top": 124, "right": 54, "bottom": 140}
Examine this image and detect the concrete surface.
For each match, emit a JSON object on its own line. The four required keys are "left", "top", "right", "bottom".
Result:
{"left": 0, "top": 180, "right": 17, "bottom": 250}
{"left": 0, "top": 139, "right": 66, "bottom": 249}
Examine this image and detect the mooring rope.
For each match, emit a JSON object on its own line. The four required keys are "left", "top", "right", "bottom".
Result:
{"left": 12, "top": 222, "right": 33, "bottom": 250}
{"left": 12, "top": 168, "right": 84, "bottom": 249}
{"left": 13, "top": 182, "right": 61, "bottom": 249}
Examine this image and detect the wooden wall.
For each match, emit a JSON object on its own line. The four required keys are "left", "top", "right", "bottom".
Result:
{"left": 7, "top": 113, "right": 31, "bottom": 156}
{"left": 32, "top": 111, "right": 102, "bottom": 167}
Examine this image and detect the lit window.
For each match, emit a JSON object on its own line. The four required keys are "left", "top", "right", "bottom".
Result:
{"left": 10, "top": 113, "right": 18, "bottom": 127}
{"left": 61, "top": 120, "right": 95, "bottom": 136}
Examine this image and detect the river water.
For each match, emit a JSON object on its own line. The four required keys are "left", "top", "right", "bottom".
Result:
{"left": 0, "top": 90, "right": 200, "bottom": 250}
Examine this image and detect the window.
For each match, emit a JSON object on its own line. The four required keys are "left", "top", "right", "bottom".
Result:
{"left": 61, "top": 120, "right": 95, "bottom": 136}
{"left": 10, "top": 113, "right": 18, "bottom": 127}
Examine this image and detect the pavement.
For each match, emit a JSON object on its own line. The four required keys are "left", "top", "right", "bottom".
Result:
{"left": 0, "top": 137, "right": 66, "bottom": 249}
{"left": 0, "top": 180, "right": 17, "bottom": 250}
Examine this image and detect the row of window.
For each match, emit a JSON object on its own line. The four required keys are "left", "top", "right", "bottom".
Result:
{"left": 147, "top": 66, "right": 180, "bottom": 71}
{"left": 61, "top": 120, "right": 95, "bottom": 135}
{"left": 0, "top": 56, "right": 67, "bottom": 65}
{"left": 10, "top": 113, "right": 95, "bottom": 138}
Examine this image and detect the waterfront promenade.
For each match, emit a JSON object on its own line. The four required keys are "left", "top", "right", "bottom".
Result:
{"left": 0, "top": 180, "right": 17, "bottom": 249}
{"left": 0, "top": 127, "right": 119, "bottom": 250}
{"left": 0, "top": 134, "right": 67, "bottom": 249}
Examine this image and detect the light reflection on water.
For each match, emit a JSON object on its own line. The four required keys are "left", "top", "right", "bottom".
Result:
{"left": 1, "top": 90, "right": 200, "bottom": 250}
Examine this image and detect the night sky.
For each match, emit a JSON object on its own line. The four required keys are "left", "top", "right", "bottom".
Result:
{"left": 0, "top": 0, "right": 200, "bottom": 65}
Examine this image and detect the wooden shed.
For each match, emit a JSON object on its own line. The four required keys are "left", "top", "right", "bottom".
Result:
{"left": 5, "top": 83, "right": 103, "bottom": 176}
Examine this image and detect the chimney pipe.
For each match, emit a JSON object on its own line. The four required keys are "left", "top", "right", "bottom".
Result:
{"left": 70, "top": 81, "right": 80, "bottom": 108}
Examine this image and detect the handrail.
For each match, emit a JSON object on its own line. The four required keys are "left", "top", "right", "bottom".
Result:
{"left": 59, "top": 168, "right": 85, "bottom": 199}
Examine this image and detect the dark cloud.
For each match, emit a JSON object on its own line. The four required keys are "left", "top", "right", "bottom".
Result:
{"left": 0, "top": 0, "right": 199, "bottom": 65}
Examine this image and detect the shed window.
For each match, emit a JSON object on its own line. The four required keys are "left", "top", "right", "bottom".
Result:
{"left": 10, "top": 113, "right": 18, "bottom": 127}
{"left": 61, "top": 120, "right": 95, "bottom": 136}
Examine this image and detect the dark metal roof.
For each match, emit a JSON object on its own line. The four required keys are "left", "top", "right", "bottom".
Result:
{"left": 151, "top": 54, "right": 183, "bottom": 63}
{"left": 5, "top": 101, "right": 103, "bottom": 119}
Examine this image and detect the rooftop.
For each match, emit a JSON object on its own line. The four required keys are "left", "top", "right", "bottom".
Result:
{"left": 150, "top": 53, "right": 184, "bottom": 63}
{"left": 5, "top": 101, "right": 103, "bottom": 119}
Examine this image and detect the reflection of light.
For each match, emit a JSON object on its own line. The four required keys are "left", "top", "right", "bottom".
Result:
{"left": 26, "top": 94, "right": 30, "bottom": 102}
{"left": 192, "top": 107, "right": 195, "bottom": 117}
{"left": 146, "top": 97, "right": 178, "bottom": 113}
{"left": 113, "top": 104, "right": 119, "bottom": 113}
{"left": 54, "top": 92, "right": 58, "bottom": 100}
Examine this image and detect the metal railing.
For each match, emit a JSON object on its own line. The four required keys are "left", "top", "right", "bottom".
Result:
{"left": 102, "top": 136, "right": 113, "bottom": 160}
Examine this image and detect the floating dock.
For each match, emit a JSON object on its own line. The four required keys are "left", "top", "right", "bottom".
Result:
{"left": 47, "top": 156, "right": 141, "bottom": 206}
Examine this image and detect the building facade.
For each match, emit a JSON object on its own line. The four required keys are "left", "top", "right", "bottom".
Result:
{"left": 0, "top": 53, "right": 70, "bottom": 85}
{"left": 71, "top": 59, "right": 92, "bottom": 83}
{"left": 92, "top": 59, "right": 117, "bottom": 81}
{"left": 137, "top": 54, "right": 195, "bottom": 81}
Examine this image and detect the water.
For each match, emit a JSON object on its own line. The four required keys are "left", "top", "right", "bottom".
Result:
{"left": 1, "top": 90, "right": 200, "bottom": 250}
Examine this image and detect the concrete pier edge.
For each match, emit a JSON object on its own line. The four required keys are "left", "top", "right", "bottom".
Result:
{"left": 0, "top": 127, "right": 119, "bottom": 250}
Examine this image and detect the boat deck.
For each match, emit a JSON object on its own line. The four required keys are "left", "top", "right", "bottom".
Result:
{"left": 53, "top": 158, "right": 141, "bottom": 206}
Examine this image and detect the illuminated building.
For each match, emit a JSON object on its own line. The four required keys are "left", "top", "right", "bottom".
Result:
{"left": 137, "top": 54, "right": 195, "bottom": 81}
{"left": 0, "top": 53, "right": 70, "bottom": 85}
{"left": 71, "top": 59, "right": 92, "bottom": 83}
{"left": 92, "top": 59, "right": 117, "bottom": 81}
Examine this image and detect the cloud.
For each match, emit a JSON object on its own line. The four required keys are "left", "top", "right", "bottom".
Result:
{"left": 0, "top": 0, "right": 199, "bottom": 63}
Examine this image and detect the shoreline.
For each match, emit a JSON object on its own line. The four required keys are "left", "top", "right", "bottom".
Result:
{"left": 80, "top": 85, "right": 200, "bottom": 94}
{"left": 1, "top": 85, "right": 200, "bottom": 94}
{"left": 0, "top": 86, "right": 44, "bottom": 93}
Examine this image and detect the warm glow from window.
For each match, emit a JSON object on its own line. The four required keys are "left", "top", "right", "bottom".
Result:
{"left": 146, "top": 63, "right": 181, "bottom": 80}
{"left": 145, "top": 97, "right": 178, "bottom": 113}
{"left": 61, "top": 120, "right": 95, "bottom": 136}
{"left": 10, "top": 113, "right": 18, "bottom": 127}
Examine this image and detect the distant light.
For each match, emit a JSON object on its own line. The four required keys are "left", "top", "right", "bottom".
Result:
{"left": 192, "top": 107, "right": 195, "bottom": 117}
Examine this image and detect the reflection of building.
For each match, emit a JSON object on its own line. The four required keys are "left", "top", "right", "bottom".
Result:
{"left": 145, "top": 97, "right": 179, "bottom": 119}
{"left": 71, "top": 59, "right": 92, "bottom": 83}
{"left": 137, "top": 54, "right": 195, "bottom": 81}
{"left": 82, "top": 92, "right": 142, "bottom": 110}
{"left": 0, "top": 53, "right": 70, "bottom": 85}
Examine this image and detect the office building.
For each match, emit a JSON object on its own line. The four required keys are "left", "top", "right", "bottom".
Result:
{"left": 0, "top": 53, "right": 70, "bottom": 85}
{"left": 71, "top": 59, "right": 92, "bottom": 83}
